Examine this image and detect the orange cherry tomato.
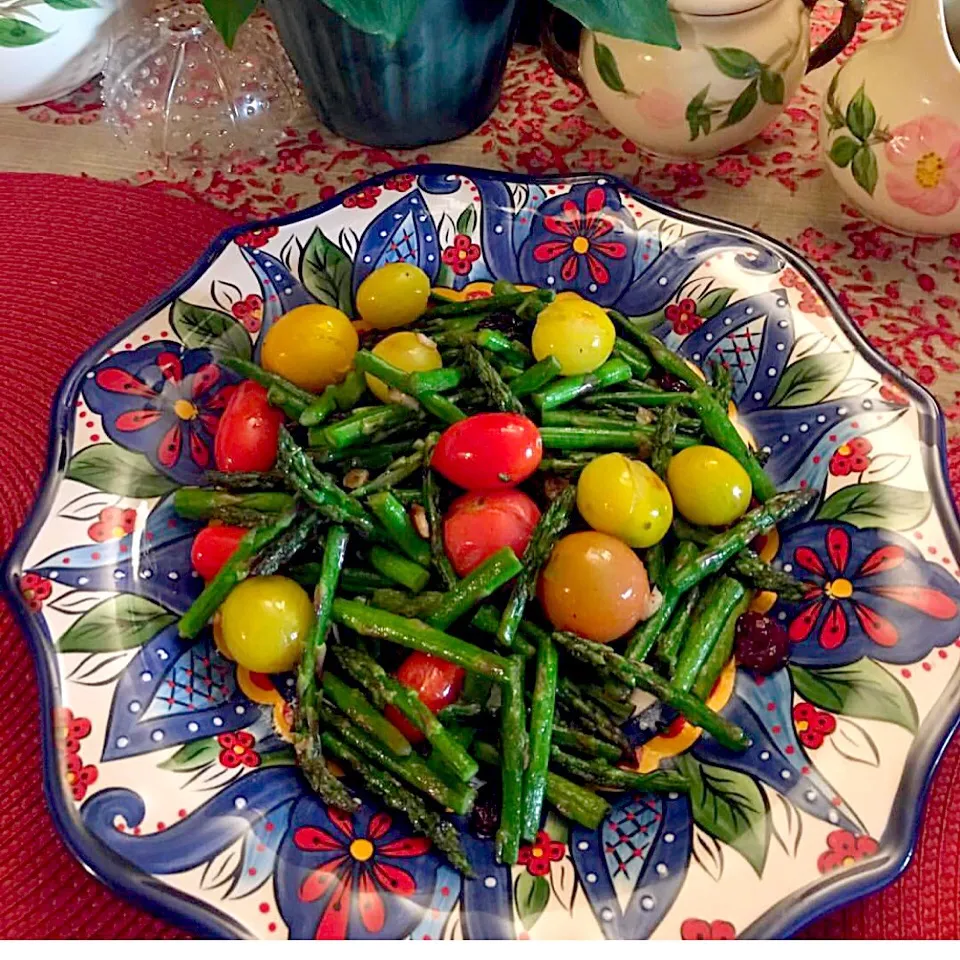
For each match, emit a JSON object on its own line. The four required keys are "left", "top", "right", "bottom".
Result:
{"left": 538, "top": 531, "right": 651, "bottom": 643}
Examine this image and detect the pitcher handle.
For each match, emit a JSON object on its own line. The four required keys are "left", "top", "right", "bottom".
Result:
{"left": 540, "top": 6, "right": 585, "bottom": 88}
{"left": 805, "top": 0, "right": 865, "bottom": 72}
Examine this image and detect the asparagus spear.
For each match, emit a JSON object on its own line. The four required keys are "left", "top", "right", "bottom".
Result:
{"left": 370, "top": 588, "right": 444, "bottom": 618}
{"left": 293, "top": 525, "right": 355, "bottom": 812}
{"left": 330, "top": 645, "right": 479, "bottom": 782}
{"left": 539, "top": 425, "right": 697, "bottom": 453}
{"left": 368, "top": 491, "right": 431, "bottom": 567}
{"left": 464, "top": 343, "right": 524, "bottom": 414}
{"left": 318, "top": 702, "right": 475, "bottom": 814}
{"left": 669, "top": 488, "right": 817, "bottom": 594}
{"left": 556, "top": 677, "right": 631, "bottom": 754}
{"left": 473, "top": 740, "right": 609, "bottom": 831}
{"left": 422, "top": 435, "right": 458, "bottom": 589}
{"left": 496, "top": 655, "right": 527, "bottom": 864}
{"left": 655, "top": 584, "right": 701, "bottom": 674}
{"left": 612, "top": 337, "right": 653, "bottom": 379}
{"left": 476, "top": 329, "right": 531, "bottom": 367}
{"left": 581, "top": 388, "right": 691, "bottom": 408}
{"left": 552, "top": 632, "right": 751, "bottom": 751}
{"left": 522, "top": 631, "right": 559, "bottom": 841}
{"left": 689, "top": 385, "right": 776, "bottom": 502}
{"left": 205, "top": 469, "right": 287, "bottom": 490}
{"left": 552, "top": 722, "right": 623, "bottom": 763}
{"left": 509, "top": 356, "right": 563, "bottom": 398}
{"left": 498, "top": 484, "right": 576, "bottom": 649}
{"left": 531, "top": 358, "right": 632, "bottom": 411}
{"left": 173, "top": 488, "right": 295, "bottom": 522}
{"left": 470, "top": 604, "right": 536, "bottom": 659}
{"left": 321, "top": 731, "right": 472, "bottom": 874}
{"left": 651, "top": 405, "right": 680, "bottom": 479}
{"left": 427, "top": 547, "right": 522, "bottom": 630}
{"left": 321, "top": 672, "right": 412, "bottom": 757}
{"left": 369, "top": 546, "right": 431, "bottom": 593}
{"left": 250, "top": 511, "right": 319, "bottom": 576}
{"left": 221, "top": 356, "right": 321, "bottom": 418}
{"left": 549, "top": 747, "right": 689, "bottom": 793}
{"left": 352, "top": 446, "right": 427, "bottom": 498}
{"left": 692, "top": 590, "right": 751, "bottom": 701}
{"left": 354, "top": 350, "right": 466, "bottom": 424}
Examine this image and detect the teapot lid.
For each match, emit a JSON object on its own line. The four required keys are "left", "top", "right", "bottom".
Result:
{"left": 669, "top": 0, "right": 772, "bottom": 15}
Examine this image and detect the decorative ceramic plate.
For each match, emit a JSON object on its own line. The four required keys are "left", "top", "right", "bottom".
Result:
{"left": 6, "top": 165, "right": 960, "bottom": 941}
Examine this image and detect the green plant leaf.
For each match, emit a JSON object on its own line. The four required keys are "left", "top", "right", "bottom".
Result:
{"left": 0, "top": 16, "right": 51, "bottom": 45}
{"left": 769, "top": 352, "right": 854, "bottom": 407}
{"left": 455, "top": 205, "right": 478, "bottom": 237}
{"left": 626, "top": 309, "right": 666, "bottom": 334}
{"left": 845, "top": 84, "right": 876, "bottom": 141}
{"left": 816, "top": 482, "right": 932, "bottom": 530}
{"left": 696, "top": 287, "right": 735, "bottom": 320}
{"left": 170, "top": 299, "right": 251, "bottom": 360}
{"left": 759, "top": 68, "right": 785, "bottom": 105}
{"left": 790, "top": 659, "right": 918, "bottom": 734}
{"left": 57, "top": 594, "right": 176, "bottom": 653}
{"left": 676, "top": 755, "right": 770, "bottom": 875}
{"left": 159, "top": 736, "right": 221, "bottom": 772}
{"left": 721, "top": 80, "right": 758, "bottom": 129}
{"left": 707, "top": 46, "right": 763, "bottom": 80}
{"left": 593, "top": 38, "right": 626, "bottom": 93}
{"left": 828, "top": 135, "right": 860, "bottom": 168}
{"left": 301, "top": 228, "right": 354, "bottom": 316}
{"left": 551, "top": 0, "right": 679, "bottom": 47}
{"left": 514, "top": 872, "right": 550, "bottom": 931}
{"left": 318, "top": 0, "right": 421, "bottom": 44}
{"left": 685, "top": 86, "right": 710, "bottom": 141}
{"left": 66, "top": 443, "right": 178, "bottom": 498}
{"left": 851, "top": 145, "right": 879, "bottom": 196}
{"left": 45, "top": 0, "right": 99, "bottom": 8}
{"left": 201, "top": 0, "right": 258, "bottom": 48}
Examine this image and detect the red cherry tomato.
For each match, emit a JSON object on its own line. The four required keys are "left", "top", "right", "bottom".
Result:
{"left": 443, "top": 489, "right": 541, "bottom": 577}
{"left": 190, "top": 524, "right": 248, "bottom": 581}
{"left": 214, "top": 381, "right": 285, "bottom": 473}
{"left": 431, "top": 413, "right": 542, "bottom": 490}
{"left": 384, "top": 652, "right": 465, "bottom": 744}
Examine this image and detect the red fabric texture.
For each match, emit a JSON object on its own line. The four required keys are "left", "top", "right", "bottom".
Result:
{"left": 0, "top": 173, "right": 957, "bottom": 939}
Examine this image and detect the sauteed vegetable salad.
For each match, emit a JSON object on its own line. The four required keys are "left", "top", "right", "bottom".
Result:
{"left": 173, "top": 265, "right": 813, "bottom": 873}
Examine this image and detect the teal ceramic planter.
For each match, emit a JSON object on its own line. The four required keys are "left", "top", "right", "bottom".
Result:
{"left": 265, "top": 0, "right": 522, "bottom": 148}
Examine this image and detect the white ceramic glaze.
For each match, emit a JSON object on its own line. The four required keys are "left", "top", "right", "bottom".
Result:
{"left": 580, "top": 0, "right": 813, "bottom": 159}
{"left": 0, "top": 0, "right": 147, "bottom": 106}
{"left": 821, "top": 0, "right": 960, "bottom": 236}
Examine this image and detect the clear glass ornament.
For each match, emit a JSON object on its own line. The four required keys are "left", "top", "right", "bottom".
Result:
{"left": 102, "top": 2, "right": 300, "bottom": 162}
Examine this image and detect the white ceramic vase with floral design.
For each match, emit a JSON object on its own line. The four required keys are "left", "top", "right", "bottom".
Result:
{"left": 822, "top": 0, "right": 960, "bottom": 236}
{"left": 0, "top": 0, "right": 148, "bottom": 106}
{"left": 577, "top": 0, "right": 862, "bottom": 159}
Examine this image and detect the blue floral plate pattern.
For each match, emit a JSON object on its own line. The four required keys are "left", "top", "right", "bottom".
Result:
{"left": 5, "top": 166, "right": 960, "bottom": 940}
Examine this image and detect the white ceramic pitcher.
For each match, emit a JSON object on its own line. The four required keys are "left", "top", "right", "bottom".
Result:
{"left": 558, "top": 0, "right": 863, "bottom": 159}
{"left": 821, "top": 0, "right": 960, "bottom": 236}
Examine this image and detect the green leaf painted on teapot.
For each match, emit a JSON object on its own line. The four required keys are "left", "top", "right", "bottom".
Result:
{"left": 721, "top": 80, "right": 758, "bottom": 129}
{"left": 0, "top": 16, "right": 51, "bottom": 45}
{"left": 593, "top": 39, "right": 626, "bottom": 93}
{"left": 828, "top": 136, "right": 860, "bottom": 168}
{"left": 759, "top": 69, "right": 785, "bottom": 106}
{"left": 851, "top": 144, "right": 879, "bottom": 196}
{"left": 846, "top": 84, "right": 877, "bottom": 141}
{"left": 706, "top": 47, "right": 763, "bottom": 81}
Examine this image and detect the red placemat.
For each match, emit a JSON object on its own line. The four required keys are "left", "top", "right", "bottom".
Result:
{"left": 0, "top": 172, "right": 957, "bottom": 939}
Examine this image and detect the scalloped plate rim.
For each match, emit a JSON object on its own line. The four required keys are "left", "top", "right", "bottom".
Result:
{"left": 4, "top": 163, "right": 959, "bottom": 940}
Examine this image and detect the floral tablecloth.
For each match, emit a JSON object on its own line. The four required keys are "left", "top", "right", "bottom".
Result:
{"left": 2, "top": 0, "right": 960, "bottom": 940}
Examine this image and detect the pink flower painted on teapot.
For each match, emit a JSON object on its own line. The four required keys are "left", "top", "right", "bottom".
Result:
{"left": 634, "top": 89, "right": 686, "bottom": 130}
{"left": 885, "top": 116, "right": 960, "bottom": 217}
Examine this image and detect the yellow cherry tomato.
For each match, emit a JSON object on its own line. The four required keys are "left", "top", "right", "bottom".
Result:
{"left": 218, "top": 575, "right": 314, "bottom": 674}
{"left": 577, "top": 453, "right": 673, "bottom": 548}
{"left": 356, "top": 262, "right": 431, "bottom": 330}
{"left": 366, "top": 331, "right": 442, "bottom": 403}
{"left": 531, "top": 297, "right": 615, "bottom": 375}
{"left": 667, "top": 445, "right": 753, "bottom": 527}
{"left": 261, "top": 304, "right": 358, "bottom": 393}
{"left": 538, "top": 531, "right": 650, "bottom": 643}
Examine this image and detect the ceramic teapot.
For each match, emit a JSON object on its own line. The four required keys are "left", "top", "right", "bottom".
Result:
{"left": 546, "top": 0, "right": 863, "bottom": 159}
{"left": 821, "top": 0, "right": 960, "bottom": 236}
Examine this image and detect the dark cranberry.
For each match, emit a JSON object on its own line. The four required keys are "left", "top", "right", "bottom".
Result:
{"left": 657, "top": 372, "right": 692, "bottom": 394}
{"left": 476, "top": 310, "right": 526, "bottom": 340}
{"left": 470, "top": 782, "right": 501, "bottom": 839}
{"left": 734, "top": 611, "right": 789, "bottom": 674}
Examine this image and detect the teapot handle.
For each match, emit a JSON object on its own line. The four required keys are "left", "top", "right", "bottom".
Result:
{"left": 805, "top": 0, "right": 865, "bottom": 72}
{"left": 540, "top": 7, "right": 585, "bottom": 88}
